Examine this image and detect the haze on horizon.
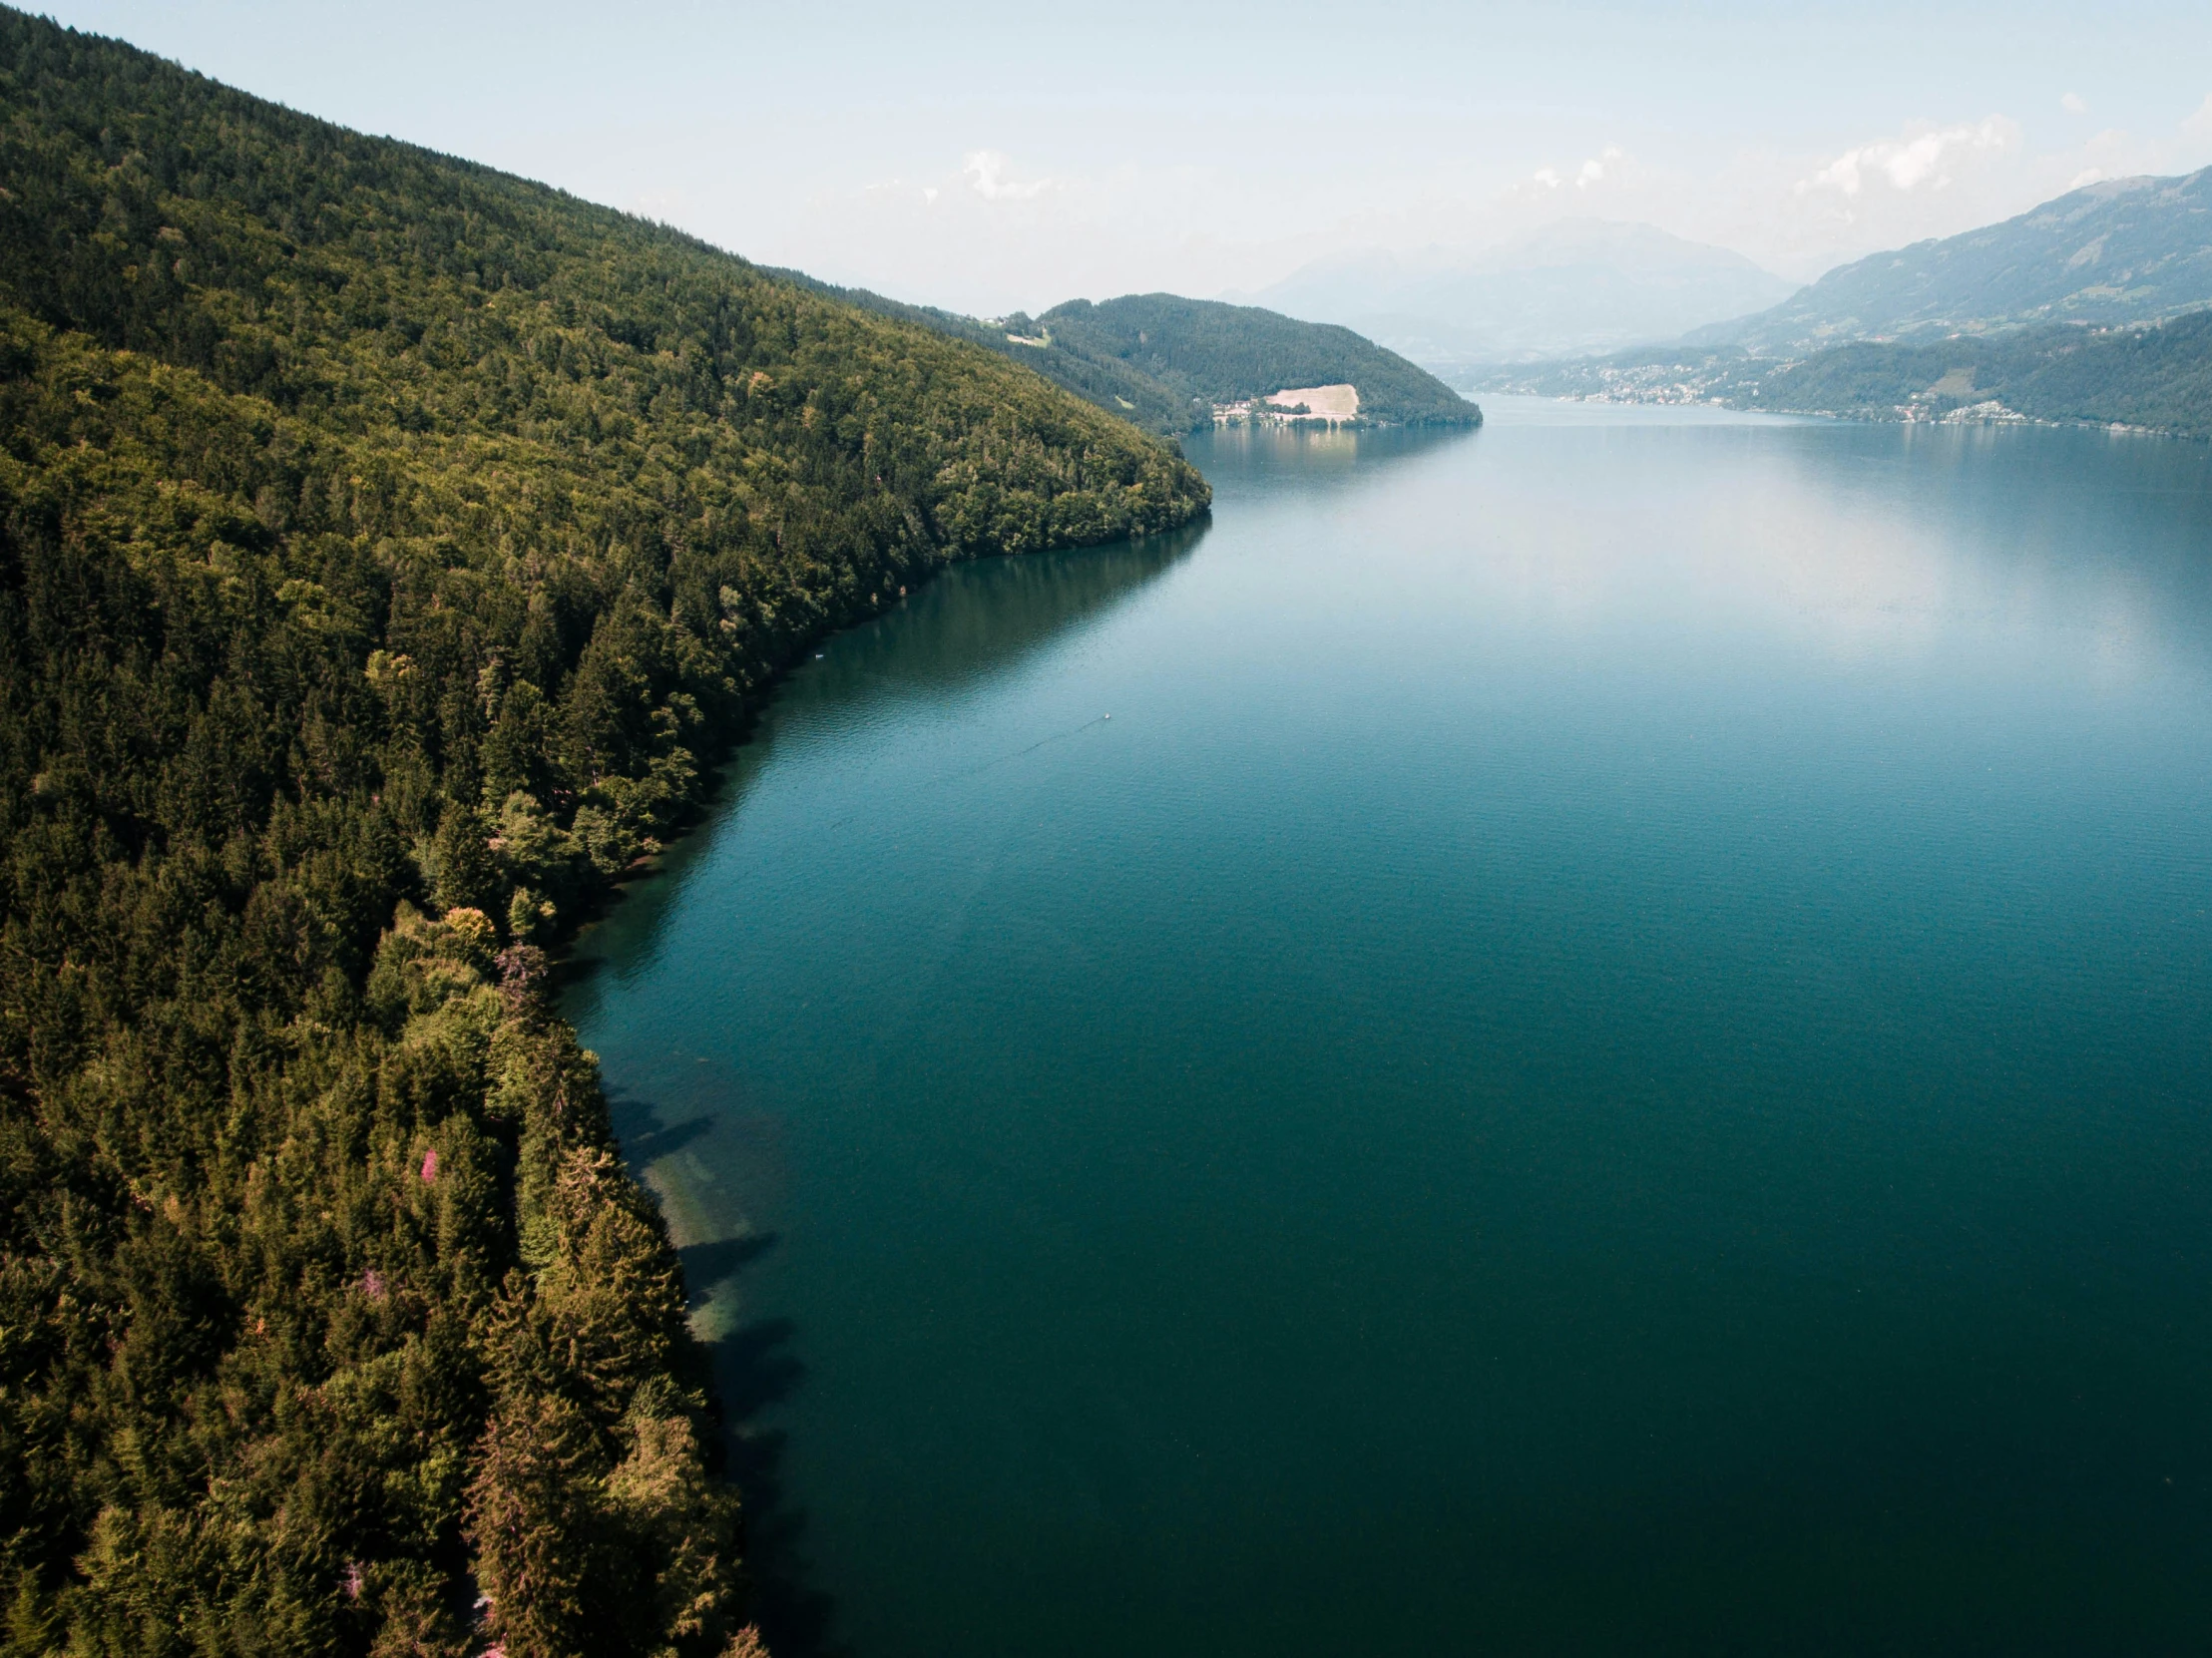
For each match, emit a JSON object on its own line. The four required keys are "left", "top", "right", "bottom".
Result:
{"left": 41, "top": 0, "right": 2212, "bottom": 319}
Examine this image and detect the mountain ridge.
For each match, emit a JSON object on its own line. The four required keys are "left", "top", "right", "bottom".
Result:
{"left": 1687, "top": 167, "right": 2212, "bottom": 353}
{"left": 1461, "top": 168, "right": 2212, "bottom": 438}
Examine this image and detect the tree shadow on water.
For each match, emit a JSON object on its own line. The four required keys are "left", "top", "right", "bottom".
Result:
{"left": 682, "top": 1235, "right": 852, "bottom": 1658}
{"left": 624, "top": 1112, "right": 719, "bottom": 1164}
{"left": 678, "top": 1233, "right": 777, "bottom": 1309}
{"left": 604, "top": 1084, "right": 848, "bottom": 1655}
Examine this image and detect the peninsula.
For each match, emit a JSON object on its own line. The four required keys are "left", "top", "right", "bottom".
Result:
{"left": 773, "top": 277, "right": 1483, "bottom": 435}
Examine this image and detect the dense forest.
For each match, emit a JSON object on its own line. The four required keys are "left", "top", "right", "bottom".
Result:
{"left": 1473, "top": 310, "right": 2212, "bottom": 437}
{"left": 0, "top": 9, "right": 1207, "bottom": 1656}
{"left": 775, "top": 277, "right": 1481, "bottom": 434}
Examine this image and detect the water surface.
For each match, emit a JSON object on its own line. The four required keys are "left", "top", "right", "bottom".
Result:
{"left": 566, "top": 399, "right": 2212, "bottom": 1654}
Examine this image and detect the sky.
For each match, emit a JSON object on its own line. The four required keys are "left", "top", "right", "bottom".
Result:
{"left": 35, "top": 0, "right": 2212, "bottom": 315}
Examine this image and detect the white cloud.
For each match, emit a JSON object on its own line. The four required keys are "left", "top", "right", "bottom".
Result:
{"left": 1576, "top": 145, "right": 1625, "bottom": 189}
{"left": 1688, "top": 106, "right": 2212, "bottom": 278}
{"left": 763, "top": 148, "right": 1233, "bottom": 314}
{"left": 963, "top": 150, "right": 1055, "bottom": 201}
{"left": 2060, "top": 92, "right": 2089, "bottom": 116}
{"left": 659, "top": 95, "right": 2212, "bottom": 316}
{"left": 1521, "top": 146, "right": 1637, "bottom": 201}
{"left": 1800, "top": 117, "right": 2017, "bottom": 198}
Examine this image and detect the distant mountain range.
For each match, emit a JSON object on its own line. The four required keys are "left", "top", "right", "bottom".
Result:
{"left": 776, "top": 277, "right": 1481, "bottom": 432}
{"left": 1462, "top": 166, "right": 2212, "bottom": 439}
{"left": 1687, "top": 167, "right": 2212, "bottom": 354}
{"left": 1245, "top": 221, "right": 1798, "bottom": 364}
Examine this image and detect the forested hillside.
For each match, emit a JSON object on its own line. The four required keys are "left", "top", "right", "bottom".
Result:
{"left": 777, "top": 277, "right": 1480, "bottom": 433}
{"left": 0, "top": 9, "right": 1206, "bottom": 1655}
{"left": 762, "top": 272, "right": 1202, "bottom": 434}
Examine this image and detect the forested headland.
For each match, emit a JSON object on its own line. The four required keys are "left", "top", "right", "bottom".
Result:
{"left": 0, "top": 9, "right": 1208, "bottom": 1654}
{"left": 1032, "top": 295, "right": 1482, "bottom": 428}
{"left": 775, "top": 277, "right": 1482, "bottom": 434}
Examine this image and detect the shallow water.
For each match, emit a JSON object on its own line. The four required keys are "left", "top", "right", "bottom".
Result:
{"left": 565, "top": 399, "right": 2212, "bottom": 1654}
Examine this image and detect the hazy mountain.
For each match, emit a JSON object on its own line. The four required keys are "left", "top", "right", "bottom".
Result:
{"left": 1249, "top": 221, "right": 1799, "bottom": 364}
{"left": 1691, "top": 167, "right": 2212, "bottom": 353}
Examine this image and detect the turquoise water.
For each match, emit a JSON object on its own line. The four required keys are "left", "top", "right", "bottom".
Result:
{"left": 564, "top": 400, "right": 2212, "bottom": 1654}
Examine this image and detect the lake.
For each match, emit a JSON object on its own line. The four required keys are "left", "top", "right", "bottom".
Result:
{"left": 563, "top": 398, "right": 2212, "bottom": 1654}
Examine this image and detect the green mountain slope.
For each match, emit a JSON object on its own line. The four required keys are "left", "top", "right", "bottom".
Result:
{"left": 776, "top": 276, "right": 1480, "bottom": 433}
{"left": 0, "top": 9, "right": 1205, "bottom": 1654}
{"left": 1690, "top": 167, "right": 2212, "bottom": 352}
{"left": 1037, "top": 294, "right": 1481, "bottom": 427}
{"left": 764, "top": 271, "right": 1204, "bottom": 434}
